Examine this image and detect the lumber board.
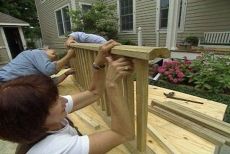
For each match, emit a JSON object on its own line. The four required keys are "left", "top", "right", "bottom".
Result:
{"left": 147, "top": 85, "right": 227, "bottom": 120}
{"left": 70, "top": 43, "right": 170, "bottom": 60}
{"left": 135, "top": 60, "right": 149, "bottom": 152}
{"left": 151, "top": 99, "right": 230, "bottom": 141}
{"left": 148, "top": 105, "right": 228, "bottom": 145}
{"left": 111, "top": 45, "right": 170, "bottom": 60}
{"left": 147, "top": 111, "right": 217, "bottom": 154}
{"left": 147, "top": 124, "right": 182, "bottom": 154}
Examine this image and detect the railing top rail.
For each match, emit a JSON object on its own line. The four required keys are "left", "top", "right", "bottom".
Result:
{"left": 70, "top": 43, "right": 170, "bottom": 60}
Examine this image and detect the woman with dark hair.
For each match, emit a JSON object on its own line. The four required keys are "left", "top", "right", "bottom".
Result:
{"left": 0, "top": 40, "right": 134, "bottom": 154}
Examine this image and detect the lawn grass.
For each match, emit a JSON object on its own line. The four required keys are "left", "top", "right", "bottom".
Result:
{"left": 149, "top": 80, "right": 230, "bottom": 123}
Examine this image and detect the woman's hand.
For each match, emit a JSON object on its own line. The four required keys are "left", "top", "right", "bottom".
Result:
{"left": 65, "top": 37, "right": 77, "bottom": 48}
{"left": 106, "top": 56, "right": 133, "bottom": 87}
{"left": 64, "top": 68, "right": 76, "bottom": 76}
{"left": 94, "top": 40, "right": 119, "bottom": 65}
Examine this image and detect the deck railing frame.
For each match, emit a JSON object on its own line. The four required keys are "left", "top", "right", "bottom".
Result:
{"left": 69, "top": 43, "right": 170, "bottom": 153}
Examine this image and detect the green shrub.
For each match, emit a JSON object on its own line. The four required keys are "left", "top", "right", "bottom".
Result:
{"left": 188, "top": 53, "right": 230, "bottom": 94}
{"left": 185, "top": 36, "right": 199, "bottom": 46}
{"left": 70, "top": 0, "right": 118, "bottom": 39}
{"left": 118, "top": 39, "right": 136, "bottom": 45}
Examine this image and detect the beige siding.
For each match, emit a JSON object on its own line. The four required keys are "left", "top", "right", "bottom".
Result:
{"left": 169, "top": 0, "right": 230, "bottom": 44}
{"left": 36, "top": 0, "right": 230, "bottom": 49}
{"left": 106, "top": 0, "right": 157, "bottom": 46}
{"left": 107, "top": 0, "right": 230, "bottom": 47}
{"left": 0, "top": 30, "right": 9, "bottom": 64}
{"left": 154, "top": 0, "right": 230, "bottom": 46}
{"left": 35, "top": 0, "right": 94, "bottom": 54}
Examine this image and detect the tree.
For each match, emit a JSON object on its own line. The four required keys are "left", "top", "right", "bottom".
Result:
{"left": 70, "top": 0, "right": 118, "bottom": 39}
{"left": 0, "top": 0, "right": 41, "bottom": 46}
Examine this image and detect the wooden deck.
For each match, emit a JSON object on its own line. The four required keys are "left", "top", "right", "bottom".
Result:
{"left": 59, "top": 75, "right": 227, "bottom": 154}
{"left": 0, "top": 74, "right": 226, "bottom": 154}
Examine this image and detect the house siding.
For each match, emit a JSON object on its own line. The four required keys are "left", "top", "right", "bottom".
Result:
{"left": 37, "top": 0, "right": 230, "bottom": 49}
{"left": 106, "top": 0, "right": 158, "bottom": 46}
{"left": 107, "top": 0, "right": 230, "bottom": 47}
{"left": 0, "top": 30, "right": 9, "bottom": 64}
{"left": 35, "top": 0, "right": 94, "bottom": 54}
{"left": 160, "top": 0, "right": 230, "bottom": 45}
{"left": 181, "top": 0, "right": 230, "bottom": 39}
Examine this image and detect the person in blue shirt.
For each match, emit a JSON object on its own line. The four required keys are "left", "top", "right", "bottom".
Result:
{"left": 0, "top": 47, "right": 75, "bottom": 85}
{"left": 65, "top": 32, "right": 107, "bottom": 47}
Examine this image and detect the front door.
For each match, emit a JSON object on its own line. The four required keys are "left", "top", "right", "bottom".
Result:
{"left": 3, "top": 27, "right": 24, "bottom": 58}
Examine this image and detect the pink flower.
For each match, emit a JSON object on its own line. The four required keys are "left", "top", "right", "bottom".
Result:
{"left": 164, "top": 71, "right": 170, "bottom": 75}
{"left": 177, "top": 72, "right": 185, "bottom": 78}
{"left": 158, "top": 67, "right": 165, "bottom": 73}
{"left": 173, "top": 79, "right": 178, "bottom": 83}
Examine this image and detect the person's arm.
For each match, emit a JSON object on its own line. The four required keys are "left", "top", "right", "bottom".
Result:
{"left": 69, "top": 40, "right": 118, "bottom": 111}
{"left": 88, "top": 56, "right": 134, "bottom": 154}
{"left": 55, "top": 48, "right": 75, "bottom": 72}
{"left": 52, "top": 69, "right": 75, "bottom": 85}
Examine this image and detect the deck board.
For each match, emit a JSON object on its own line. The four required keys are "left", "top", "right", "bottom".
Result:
{"left": 59, "top": 74, "right": 227, "bottom": 154}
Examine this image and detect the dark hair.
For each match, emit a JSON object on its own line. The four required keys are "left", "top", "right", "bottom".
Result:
{"left": 0, "top": 75, "right": 58, "bottom": 143}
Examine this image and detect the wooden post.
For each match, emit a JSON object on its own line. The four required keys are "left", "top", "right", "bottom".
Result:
{"left": 138, "top": 27, "right": 143, "bottom": 46}
{"left": 135, "top": 59, "right": 149, "bottom": 152}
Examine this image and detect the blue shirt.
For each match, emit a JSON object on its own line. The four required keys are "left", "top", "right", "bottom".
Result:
{"left": 69, "top": 32, "right": 106, "bottom": 44}
{"left": 0, "top": 49, "right": 56, "bottom": 82}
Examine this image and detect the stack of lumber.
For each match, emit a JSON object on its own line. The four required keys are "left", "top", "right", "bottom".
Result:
{"left": 149, "top": 100, "right": 230, "bottom": 154}
{"left": 139, "top": 84, "right": 228, "bottom": 154}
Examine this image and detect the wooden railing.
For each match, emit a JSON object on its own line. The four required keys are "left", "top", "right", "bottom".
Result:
{"left": 69, "top": 43, "right": 170, "bottom": 153}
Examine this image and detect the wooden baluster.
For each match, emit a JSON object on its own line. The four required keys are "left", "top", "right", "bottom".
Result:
{"left": 135, "top": 59, "right": 149, "bottom": 152}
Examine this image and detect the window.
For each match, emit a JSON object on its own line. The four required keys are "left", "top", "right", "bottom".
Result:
{"left": 119, "top": 0, "right": 133, "bottom": 31}
{"left": 80, "top": 3, "right": 92, "bottom": 14}
{"left": 157, "top": 0, "right": 187, "bottom": 31}
{"left": 160, "top": 0, "right": 169, "bottom": 28}
{"left": 55, "top": 5, "right": 71, "bottom": 36}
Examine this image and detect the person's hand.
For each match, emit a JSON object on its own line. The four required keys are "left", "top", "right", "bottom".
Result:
{"left": 65, "top": 39, "right": 77, "bottom": 48}
{"left": 94, "top": 40, "right": 120, "bottom": 65}
{"left": 64, "top": 68, "right": 76, "bottom": 76}
{"left": 105, "top": 56, "right": 133, "bottom": 87}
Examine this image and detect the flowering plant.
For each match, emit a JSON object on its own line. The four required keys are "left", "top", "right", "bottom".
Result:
{"left": 157, "top": 57, "right": 192, "bottom": 84}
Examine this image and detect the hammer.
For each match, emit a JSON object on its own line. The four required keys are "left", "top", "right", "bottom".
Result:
{"left": 164, "top": 92, "right": 204, "bottom": 104}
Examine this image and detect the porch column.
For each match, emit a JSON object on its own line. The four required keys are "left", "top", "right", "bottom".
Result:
{"left": 166, "top": 0, "right": 180, "bottom": 50}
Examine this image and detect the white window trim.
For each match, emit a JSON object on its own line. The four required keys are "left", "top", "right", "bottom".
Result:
{"left": 156, "top": 0, "right": 187, "bottom": 33}
{"left": 41, "top": 0, "right": 46, "bottom": 4}
{"left": 54, "top": 4, "right": 72, "bottom": 38}
{"left": 117, "top": 0, "right": 136, "bottom": 34}
{"left": 79, "top": 2, "right": 92, "bottom": 9}
{"left": 79, "top": 2, "right": 92, "bottom": 14}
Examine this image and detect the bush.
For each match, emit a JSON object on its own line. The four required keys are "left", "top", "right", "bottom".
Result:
{"left": 70, "top": 0, "right": 118, "bottom": 39}
{"left": 157, "top": 57, "right": 192, "bottom": 84}
{"left": 118, "top": 39, "right": 136, "bottom": 45}
{"left": 185, "top": 36, "right": 199, "bottom": 46}
{"left": 188, "top": 53, "right": 230, "bottom": 94}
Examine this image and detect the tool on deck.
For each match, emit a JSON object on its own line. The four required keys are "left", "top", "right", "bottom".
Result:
{"left": 164, "top": 92, "right": 204, "bottom": 104}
